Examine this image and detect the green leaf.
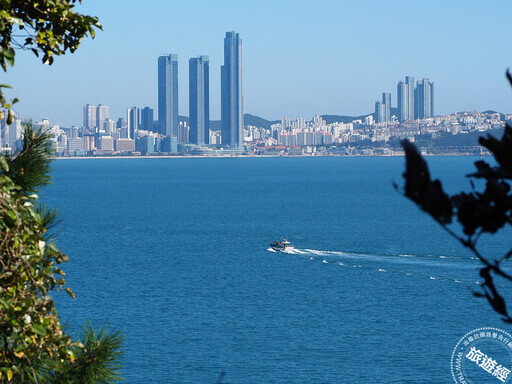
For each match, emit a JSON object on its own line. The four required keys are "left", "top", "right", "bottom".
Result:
{"left": 0, "top": 298, "right": 10, "bottom": 309}
{"left": 0, "top": 157, "right": 8, "bottom": 172}
{"left": 31, "top": 324, "right": 47, "bottom": 336}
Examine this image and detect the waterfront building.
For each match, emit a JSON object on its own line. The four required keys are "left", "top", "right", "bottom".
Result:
{"left": 99, "top": 136, "right": 114, "bottom": 151}
{"left": 67, "top": 137, "right": 85, "bottom": 156}
{"left": 136, "top": 135, "right": 156, "bottom": 154}
{"left": 140, "top": 107, "right": 154, "bottom": 132}
{"left": 97, "top": 104, "right": 109, "bottom": 131}
{"left": 127, "top": 107, "right": 139, "bottom": 139}
{"left": 83, "top": 135, "right": 96, "bottom": 152}
{"left": 415, "top": 78, "right": 434, "bottom": 119}
{"left": 221, "top": 31, "right": 243, "bottom": 147}
{"left": 161, "top": 136, "right": 178, "bottom": 153}
{"left": 189, "top": 55, "right": 209, "bottom": 145}
{"left": 397, "top": 76, "right": 415, "bottom": 122}
{"left": 83, "top": 104, "right": 97, "bottom": 131}
{"left": 158, "top": 54, "right": 179, "bottom": 137}
{"left": 209, "top": 130, "right": 222, "bottom": 145}
{"left": 115, "top": 138, "right": 135, "bottom": 152}
{"left": 178, "top": 121, "right": 189, "bottom": 144}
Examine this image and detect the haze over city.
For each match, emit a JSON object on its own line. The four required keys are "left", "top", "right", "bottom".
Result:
{"left": 5, "top": 0, "right": 512, "bottom": 127}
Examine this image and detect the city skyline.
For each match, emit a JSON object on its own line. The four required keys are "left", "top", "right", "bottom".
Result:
{"left": 4, "top": 0, "right": 512, "bottom": 126}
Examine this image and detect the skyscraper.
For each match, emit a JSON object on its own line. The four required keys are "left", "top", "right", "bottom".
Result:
{"left": 189, "top": 56, "right": 209, "bottom": 145}
{"left": 374, "top": 93, "right": 391, "bottom": 124}
{"left": 140, "top": 107, "right": 154, "bottom": 132}
{"left": 158, "top": 54, "right": 178, "bottom": 137}
{"left": 97, "top": 104, "right": 109, "bottom": 131}
{"left": 127, "top": 107, "right": 139, "bottom": 139}
{"left": 221, "top": 31, "right": 243, "bottom": 147}
{"left": 375, "top": 101, "right": 384, "bottom": 124}
{"left": 397, "top": 76, "right": 415, "bottom": 122}
{"left": 83, "top": 104, "right": 97, "bottom": 131}
{"left": 382, "top": 92, "right": 391, "bottom": 122}
{"left": 415, "top": 78, "right": 434, "bottom": 119}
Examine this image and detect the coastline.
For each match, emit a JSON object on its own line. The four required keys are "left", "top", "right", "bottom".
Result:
{"left": 52, "top": 152, "right": 482, "bottom": 160}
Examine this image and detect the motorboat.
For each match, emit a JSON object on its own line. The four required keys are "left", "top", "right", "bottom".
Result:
{"left": 270, "top": 239, "right": 294, "bottom": 252}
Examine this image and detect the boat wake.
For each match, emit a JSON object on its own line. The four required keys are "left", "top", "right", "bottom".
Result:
{"left": 267, "top": 246, "right": 507, "bottom": 288}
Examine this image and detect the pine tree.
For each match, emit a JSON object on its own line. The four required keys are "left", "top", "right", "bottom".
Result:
{"left": 0, "top": 125, "right": 124, "bottom": 383}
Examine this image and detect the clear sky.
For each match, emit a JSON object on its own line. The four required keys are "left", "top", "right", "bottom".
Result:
{"left": 5, "top": 0, "right": 512, "bottom": 126}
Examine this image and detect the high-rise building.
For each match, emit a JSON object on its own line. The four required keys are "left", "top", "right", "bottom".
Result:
{"left": 382, "top": 93, "right": 391, "bottom": 122}
{"left": 158, "top": 54, "right": 179, "bottom": 137}
{"left": 140, "top": 107, "right": 154, "bottom": 132}
{"left": 375, "top": 101, "right": 384, "bottom": 124}
{"left": 97, "top": 104, "right": 109, "bottom": 131}
{"left": 221, "top": 31, "right": 243, "bottom": 147}
{"left": 374, "top": 93, "right": 391, "bottom": 124}
{"left": 7, "top": 118, "right": 22, "bottom": 152}
{"left": 375, "top": 93, "right": 391, "bottom": 124}
{"left": 415, "top": 78, "right": 434, "bottom": 119}
{"left": 189, "top": 56, "right": 209, "bottom": 146}
{"left": 127, "top": 107, "right": 139, "bottom": 139}
{"left": 397, "top": 76, "right": 415, "bottom": 122}
{"left": 178, "top": 121, "right": 189, "bottom": 144}
{"left": 104, "top": 118, "right": 115, "bottom": 135}
{"left": 83, "top": 104, "right": 97, "bottom": 130}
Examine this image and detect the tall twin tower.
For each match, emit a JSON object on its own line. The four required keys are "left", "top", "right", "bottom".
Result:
{"left": 157, "top": 32, "right": 243, "bottom": 147}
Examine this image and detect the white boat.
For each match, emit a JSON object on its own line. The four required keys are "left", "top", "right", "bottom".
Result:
{"left": 270, "top": 239, "right": 294, "bottom": 252}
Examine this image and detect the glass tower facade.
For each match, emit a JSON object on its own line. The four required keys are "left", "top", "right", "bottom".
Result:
{"left": 189, "top": 56, "right": 209, "bottom": 145}
{"left": 221, "top": 31, "right": 243, "bottom": 148}
{"left": 140, "top": 107, "right": 154, "bottom": 132}
{"left": 415, "top": 78, "right": 434, "bottom": 119}
{"left": 397, "top": 76, "right": 415, "bottom": 122}
{"left": 158, "top": 54, "right": 178, "bottom": 137}
{"left": 127, "top": 106, "right": 139, "bottom": 139}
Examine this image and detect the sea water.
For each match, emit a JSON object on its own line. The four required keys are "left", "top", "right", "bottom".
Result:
{"left": 41, "top": 156, "right": 512, "bottom": 383}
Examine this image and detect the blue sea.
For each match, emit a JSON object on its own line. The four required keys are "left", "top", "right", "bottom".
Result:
{"left": 41, "top": 156, "right": 512, "bottom": 383}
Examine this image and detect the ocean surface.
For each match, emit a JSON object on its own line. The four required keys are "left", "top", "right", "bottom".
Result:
{"left": 41, "top": 156, "right": 512, "bottom": 383}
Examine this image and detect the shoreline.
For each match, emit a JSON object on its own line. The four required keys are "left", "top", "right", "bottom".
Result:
{"left": 52, "top": 153, "right": 483, "bottom": 160}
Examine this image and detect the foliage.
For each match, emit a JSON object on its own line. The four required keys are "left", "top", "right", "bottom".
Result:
{"left": 0, "top": 0, "right": 101, "bottom": 123}
{"left": 398, "top": 71, "right": 512, "bottom": 322}
{"left": 0, "top": 126, "right": 123, "bottom": 382}
{"left": 48, "top": 322, "right": 124, "bottom": 384}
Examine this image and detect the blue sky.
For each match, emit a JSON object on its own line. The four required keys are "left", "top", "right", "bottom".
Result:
{"left": 5, "top": 0, "right": 512, "bottom": 126}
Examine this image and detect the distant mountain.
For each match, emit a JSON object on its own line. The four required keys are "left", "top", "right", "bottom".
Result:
{"left": 481, "top": 110, "right": 505, "bottom": 120}
{"left": 321, "top": 108, "right": 399, "bottom": 124}
{"left": 321, "top": 114, "right": 368, "bottom": 124}
{"left": 415, "top": 127, "right": 504, "bottom": 147}
{"left": 180, "top": 114, "right": 279, "bottom": 131}
{"left": 174, "top": 109, "right": 506, "bottom": 132}
{"left": 244, "top": 114, "right": 280, "bottom": 129}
